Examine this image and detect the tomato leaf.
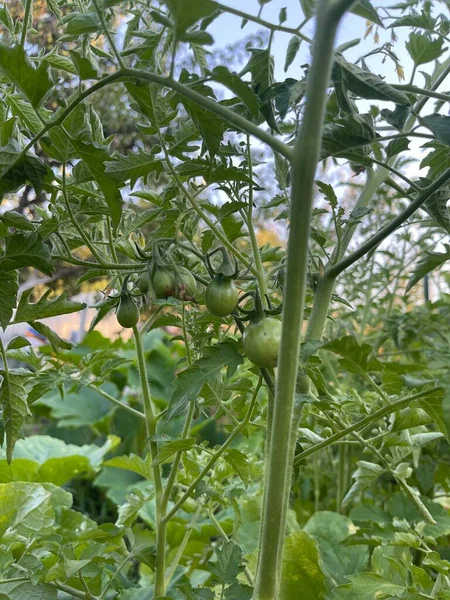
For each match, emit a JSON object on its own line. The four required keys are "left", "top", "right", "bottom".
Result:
{"left": 0, "top": 270, "right": 18, "bottom": 330}
{"left": 0, "top": 45, "right": 52, "bottom": 107}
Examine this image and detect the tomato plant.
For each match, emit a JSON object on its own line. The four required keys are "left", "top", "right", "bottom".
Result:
{"left": 1, "top": 1, "right": 450, "bottom": 599}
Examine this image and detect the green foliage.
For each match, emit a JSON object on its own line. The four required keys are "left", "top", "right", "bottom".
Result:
{"left": 0, "top": 0, "right": 449, "bottom": 599}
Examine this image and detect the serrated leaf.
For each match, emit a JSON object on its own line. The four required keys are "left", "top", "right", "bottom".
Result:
{"left": 0, "top": 271, "right": 18, "bottom": 330}
{"left": 0, "top": 144, "right": 47, "bottom": 196}
{"left": 385, "top": 137, "right": 409, "bottom": 159}
{"left": 332, "top": 574, "right": 406, "bottom": 599}
{"left": 280, "top": 531, "right": 326, "bottom": 600}
{"left": 104, "top": 454, "right": 152, "bottom": 478}
{"left": 210, "top": 66, "right": 260, "bottom": 118}
{"left": 45, "top": 53, "right": 77, "bottom": 74}
{"left": 105, "top": 149, "right": 164, "bottom": 187}
{"left": 14, "top": 289, "right": 85, "bottom": 323}
{"left": 333, "top": 55, "right": 411, "bottom": 105}
{"left": 69, "top": 50, "right": 99, "bottom": 80}
{"left": 420, "top": 141, "right": 450, "bottom": 178}
{"left": 66, "top": 12, "right": 102, "bottom": 35}
{"left": 406, "top": 246, "right": 450, "bottom": 292}
{"left": 0, "top": 45, "right": 52, "bottom": 107}
{"left": 208, "top": 541, "right": 245, "bottom": 585}
{"left": 165, "top": 341, "right": 243, "bottom": 420}
{"left": 0, "top": 374, "right": 30, "bottom": 463}
{"left": 321, "top": 335, "right": 382, "bottom": 374}
{"left": 321, "top": 114, "right": 377, "bottom": 159}
{"left": 7, "top": 94, "right": 43, "bottom": 135}
{"left": 70, "top": 140, "right": 123, "bottom": 229}
{"left": 152, "top": 438, "right": 195, "bottom": 467}
{"left": 406, "top": 33, "right": 444, "bottom": 66}
{"left": 0, "top": 232, "right": 53, "bottom": 275}
{"left": 28, "top": 321, "right": 74, "bottom": 352}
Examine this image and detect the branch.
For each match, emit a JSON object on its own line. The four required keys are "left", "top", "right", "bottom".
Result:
{"left": 327, "top": 166, "right": 450, "bottom": 278}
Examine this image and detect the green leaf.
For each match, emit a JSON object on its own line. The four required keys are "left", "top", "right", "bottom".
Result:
{"left": 300, "top": 0, "right": 315, "bottom": 19}
{"left": 152, "top": 438, "right": 195, "bottom": 467}
{"left": 6, "top": 336, "right": 30, "bottom": 351}
{"left": 284, "top": 36, "right": 302, "bottom": 72}
{"left": 332, "top": 574, "right": 406, "bottom": 599}
{"left": 333, "top": 55, "right": 411, "bottom": 105}
{"left": 104, "top": 454, "right": 152, "bottom": 479}
{"left": 66, "top": 12, "right": 102, "bottom": 35}
{"left": 385, "top": 137, "right": 409, "bottom": 159}
{"left": 420, "top": 114, "right": 450, "bottom": 146}
{"left": 105, "top": 149, "right": 164, "bottom": 187}
{"left": 208, "top": 541, "right": 246, "bottom": 585}
{"left": 0, "top": 144, "right": 47, "bottom": 196}
{"left": 321, "top": 335, "right": 382, "bottom": 374}
{"left": 279, "top": 530, "right": 326, "bottom": 600}
{"left": 69, "top": 50, "right": 99, "bottom": 80}
{"left": 0, "top": 232, "right": 53, "bottom": 276}
{"left": 321, "top": 114, "right": 377, "bottom": 160}
{"left": 303, "top": 512, "right": 369, "bottom": 585}
{"left": 0, "top": 45, "right": 52, "bottom": 107}
{"left": 389, "top": 12, "right": 436, "bottom": 30}
{"left": 0, "top": 581, "right": 57, "bottom": 600}
{"left": 45, "top": 52, "right": 77, "bottom": 74}
{"left": 8, "top": 94, "right": 43, "bottom": 135}
{"left": 406, "top": 33, "right": 444, "bottom": 66}
{"left": 416, "top": 388, "right": 448, "bottom": 439}
{"left": 242, "top": 48, "right": 279, "bottom": 132}
{"left": 1, "top": 210, "right": 35, "bottom": 231}
{"left": 380, "top": 104, "right": 410, "bottom": 131}
{"left": 165, "top": 341, "right": 243, "bottom": 420}
{"left": 28, "top": 321, "right": 74, "bottom": 352}
{"left": 210, "top": 67, "right": 260, "bottom": 118}
{"left": 350, "top": 0, "right": 383, "bottom": 26}
{"left": 406, "top": 246, "right": 450, "bottom": 292}
{"left": 14, "top": 289, "right": 86, "bottom": 323}
{"left": 420, "top": 141, "right": 450, "bottom": 178}
{"left": 0, "top": 271, "right": 18, "bottom": 330}
{"left": 70, "top": 140, "right": 124, "bottom": 229}
{"left": 0, "top": 373, "right": 30, "bottom": 463}
{"left": 165, "top": 0, "right": 218, "bottom": 38}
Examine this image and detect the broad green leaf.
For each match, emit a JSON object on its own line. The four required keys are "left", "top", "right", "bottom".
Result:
{"left": 6, "top": 336, "right": 30, "bottom": 351}
{"left": 321, "top": 114, "right": 377, "bottom": 159}
{"left": 406, "top": 246, "right": 450, "bottom": 292}
{"left": 1, "top": 210, "right": 35, "bottom": 231}
{"left": 343, "top": 461, "right": 384, "bottom": 507}
{"left": 390, "top": 12, "right": 436, "bottom": 30}
{"left": 300, "top": 0, "right": 381, "bottom": 25}
{"left": 165, "top": 0, "right": 218, "bottom": 38}
{"left": 280, "top": 530, "right": 326, "bottom": 600}
{"left": 332, "top": 574, "right": 406, "bottom": 599}
{"left": 406, "top": 33, "right": 444, "bottom": 66}
{"left": 36, "top": 385, "right": 117, "bottom": 427}
{"left": 385, "top": 137, "right": 409, "bottom": 159}
{"left": 333, "top": 55, "right": 411, "bottom": 105}
{"left": 0, "top": 270, "right": 18, "bottom": 330}
{"left": 27, "top": 321, "right": 74, "bottom": 352}
{"left": 284, "top": 36, "right": 302, "bottom": 72}
{"left": 152, "top": 438, "right": 196, "bottom": 467}
{"left": 304, "top": 512, "right": 369, "bottom": 585}
{"left": 69, "top": 49, "right": 99, "bottom": 79}
{"left": 207, "top": 541, "right": 246, "bottom": 585}
{"left": 380, "top": 104, "right": 410, "bottom": 131}
{"left": 416, "top": 388, "right": 448, "bottom": 439}
{"left": 321, "top": 335, "right": 382, "bottom": 374}
{"left": 105, "top": 149, "right": 164, "bottom": 187}
{"left": 165, "top": 340, "right": 243, "bottom": 420}
{"left": 70, "top": 140, "right": 123, "bottom": 229}
{"left": 0, "top": 45, "right": 52, "bottom": 107}
{"left": 0, "top": 373, "right": 30, "bottom": 463}
{"left": 210, "top": 67, "right": 260, "bottom": 118}
{"left": 421, "top": 114, "right": 450, "bottom": 146}
{"left": 66, "top": 12, "right": 102, "bottom": 35}
{"left": 8, "top": 94, "right": 45, "bottom": 135}
{"left": 45, "top": 52, "right": 77, "bottom": 74}
{"left": 104, "top": 454, "right": 152, "bottom": 479}
{"left": 420, "top": 141, "right": 450, "bottom": 178}
{"left": 0, "top": 580, "right": 57, "bottom": 600}
{"left": 0, "top": 144, "right": 47, "bottom": 196}
{"left": 14, "top": 289, "right": 86, "bottom": 323}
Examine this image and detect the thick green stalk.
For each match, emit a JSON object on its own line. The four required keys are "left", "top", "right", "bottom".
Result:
{"left": 253, "top": 2, "right": 354, "bottom": 598}
{"left": 132, "top": 326, "right": 165, "bottom": 597}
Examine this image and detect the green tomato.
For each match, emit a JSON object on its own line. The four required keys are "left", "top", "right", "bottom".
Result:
{"left": 136, "top": 270, "right": 151, "bottom": 294}
{"left": 116, "top": 293, "right": 140, "bottom": 328}
{"left": 242, "top": 317, "right": 281, "bottom": 368}
{"left": 152, "top": 267, "right": 176, "bottom": 299}
{"left": 205, "top": 276, "right": 239, "bottom": 317}
{"left": 176, "top": 267, "right": 197, "bottom": 301}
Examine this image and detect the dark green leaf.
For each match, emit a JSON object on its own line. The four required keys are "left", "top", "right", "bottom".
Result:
{"left": 350, "top": 0, "right": 383, "bottom": 26}
{"left": 321, "top": 114, "right": 377, "bottom": 160}
{"left": 420, "top": 114, "right": 450, "bottom": 146}
{"left": 0, "top": 232, "right": 53, "bottom": 275}
{"left": 1, "top": 210, "right": 35, "bottom": 231}
{"left": 380, "top": 104, "right": 410, "bottom": 131}
{"left": 0, "top": 373, "right": 30, "bottom": 463}
{"left": 0, "top": 144, "right": 47, "bottom": 196}
{"left": 406, "top": 246, "right": 450, "bottom": 292}
{"left": 69, "top": 50, "right": 99, "bottom": 80}
{"left": 165, "top": 0, "right": 218, "bottom": 38}
{"left": 210, "top": 67, "right": 260, "bottom": 118}
{"left": 152, "top": 438, "right": 196, "bottom": 467}
{"left": 284, "top": 36, "right": 302, "bottom": 72}
{"left": 66, "top": 12, "right": 102, "bottom": 35}
{"left": 0, "top": 271, "right": 18, "bottom": 330}
{"left": 14, "top": 289, "right": 86, "bottom": 323}
{"left": 105, "top": 149, "right": 164, "bottom": 187}
{"left": 385, "top": 137, "right": 409, "bottom": 159}
{"left": 208, "top": 541, "right": 245, "bottom": 585}
{"left": 406, "top": 33, "right": 444, "bottom": 66}
{"left": 321, "top": 335, "right": 383, "bottom": 374}
{"left": 0, "top": 45, "right": 52, "bottom": 107}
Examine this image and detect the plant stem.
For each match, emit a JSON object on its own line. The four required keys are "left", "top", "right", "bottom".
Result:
{"left": 214, "top": 1, "right": 312, "bottom": 41}
{"left": 163, "top": 380, "right": 261, "bottom": 523}
{"left": 88, "top": 384, "right": 145, "bottom": 420}
{"left": 132, "top": 326, "right": 165, "bottom": 597}
{"left": 20, "top": 0, "right": 32, "bottom": 46}
{"left": 293, "top": 386, "right": 442, "bottom": 465}
{"left": 246, "top": 136, "right": 267, "bottom": 299}
{"left": 253, "top": 2, "right": 354, "bottom": 598}
{"left": 165, "top": 500, "right": 203, "bottom": 587}
{"left": 328, "top": 166, "right": 450, "bottom": 277}
{"left": 91, "top": 0, "right": 125, "bottom": 68}
{"left": 393, "top": 83, "right": 450, "bottom": 103}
